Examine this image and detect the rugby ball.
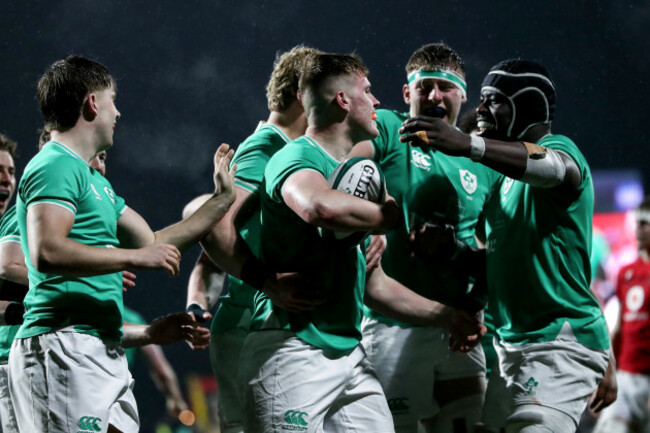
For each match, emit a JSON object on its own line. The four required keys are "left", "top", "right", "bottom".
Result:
{"left": 319, "top": 157, "right": 386, "bottom": 247}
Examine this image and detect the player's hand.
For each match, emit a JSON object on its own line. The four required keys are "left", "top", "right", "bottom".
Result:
{"left": 409, "top": 223, "right": 459, "bottom": 261}
{"left": 146, "top": 312, "right": 197, "bottom": 345}
{"left": 131, "top": 244, "right": 181, "bottom": 277}
{"left": 444, "top": 308, "right": 486, "bottom": 352}
{"left": 398, "top": 116, "right": 471, "bottom": 156}
{"left": 365, "top": 235, "right": 387, "bottom": 271}
{"left": 263, "top": 272, "right": 327, "bottom": 313}
{"left": 589, "top": 354, "right": 618, "bottom": 413}
{"left": 378, "top": 198, "right": 401, "bottom": 231}
{"left": 122, "top": 270, "right": 137, "bottom": 293}
{"left": 186, "top": 302, "right": 213, "bottom": 323}
{"left": 212, "top": 143, "right": 237, "bottom": 203}
{"left": 166, "top": 396, "right": 189, "bottom": 418}
{"left": 187, "top": 324, "right": 211, "bottom": 350}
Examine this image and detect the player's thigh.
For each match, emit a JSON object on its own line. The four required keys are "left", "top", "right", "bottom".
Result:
{"left": 211, "top": 327, "right": 248, "bottom": 429}
{"left": 9, "top": 331, "right": 136, "bottom": 433}
{"left": 325, "top": 349, "right": 394, "bottom": 433}
{"left": 505, "top": 404, "right": 576, "bottom": 433}
{"left": 497, "top": 338, "right": 608, "bottom": 430}
{"left": 361, "top": 318, "right": 441, "bottom": 431}
{"left": 240, "top": 330, "right": 353, "bottom": 433}
{"left": 0, "top": 363, "right": 18, "bottom": 433}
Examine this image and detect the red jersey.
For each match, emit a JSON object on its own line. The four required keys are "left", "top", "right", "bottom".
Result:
{"left": 617, "top": 257, "right": 650, "bottom": 373}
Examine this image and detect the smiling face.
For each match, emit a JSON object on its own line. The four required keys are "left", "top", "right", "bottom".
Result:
{"left": 404, "top": 76, "right": 465, "bottom": 125}
{"left": 0, "top": 150, "right": 16, "bottom": 216}
{"left": 476, "top": 89, "right": 513, "bottom": 140}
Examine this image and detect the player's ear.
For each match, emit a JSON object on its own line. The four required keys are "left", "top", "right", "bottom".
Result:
{"left": 82, "top": 93, "right": 99, "bottom": 121}
{"left": 335, "top": 91, "right": 350, "bottom": 112}
{"left": 402, "top": 84, "right": 411, "bottom": 105}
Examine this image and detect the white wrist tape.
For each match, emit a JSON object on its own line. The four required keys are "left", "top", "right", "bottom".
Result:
{"left": 469, "top": 135, "right": 485, "bottom": 161}
{"left": 520, "top": 147, "right": 567, "bottom": 188}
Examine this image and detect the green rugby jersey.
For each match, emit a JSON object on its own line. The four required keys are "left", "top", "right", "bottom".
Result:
{"left": 485, "top": 134, "right": 609, "bottom": 350}
{"left": 252, "top": 136, "right": 366, "bottom": 355}
{"left": 364, "top": 110, "right": 503, "bottom": 324}
{"left": 0, "top": 205, "right": 21, "bottom": 364}
{"left": 212, "top": 123, "right": 291, "bottom": 333}
{"left": 16, "top": 141, "right": 127, "bottom": 340}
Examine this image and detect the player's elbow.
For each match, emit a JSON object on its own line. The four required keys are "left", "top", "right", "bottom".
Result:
{"left": 30, "top": 242, "right": 62, "bottom": 273}
{"left": 303, "top": 200, "right": 339, "bottom": 227}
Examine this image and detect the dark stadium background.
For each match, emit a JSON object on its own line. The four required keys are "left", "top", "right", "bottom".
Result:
{"left": 1, "top": 1, "right": 647, "bottom": 431}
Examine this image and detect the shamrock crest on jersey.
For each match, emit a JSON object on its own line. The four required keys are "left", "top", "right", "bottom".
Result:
{"left": 459, "top": 169, "right": 477, "bottom": 194}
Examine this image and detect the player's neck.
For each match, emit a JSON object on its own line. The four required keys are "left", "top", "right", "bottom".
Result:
{"left": 521, "top": 124, "right": 552, "bottom": 143}
{"left": 267, "top": 106, "right": 307, "bottom": 141}
{"left": 640, "top": 249, "right": 650, "bottom": 262}
{"left": 49, "top": 127, "right": 105, "bottom": 163}
{"left": 305, "top": 124, "right": 354, "bottom": 162}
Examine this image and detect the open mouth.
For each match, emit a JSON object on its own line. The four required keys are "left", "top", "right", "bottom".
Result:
{"left": 0, "top": 190, "right": 9, "bottom": 203}
{"left": 477, "top": 119, "right": 495, "bottom": 134}
{"left": 423, "top": 107, "right": 447, "bottom": 118}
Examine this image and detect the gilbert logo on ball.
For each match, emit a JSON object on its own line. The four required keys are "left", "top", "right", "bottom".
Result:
{"left": 319, "top": 157, "right": 386, "bottom": 248}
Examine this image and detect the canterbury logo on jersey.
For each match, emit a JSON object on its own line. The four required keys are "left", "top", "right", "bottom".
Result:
{"left": 411, "top": 149, "right": 432, "bottom": 171}
{"left": 282, "top": 409, "right": 309, "bottom": 431}
{"left": 77, "top": 415, "right": 102, "bottom": 432}
{"left": 387, "top": 397, "right": 410, "bottom": 414}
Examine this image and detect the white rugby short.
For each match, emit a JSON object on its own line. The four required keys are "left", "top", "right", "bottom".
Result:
{"left": 482, "top": 331, "right": 609, "bottom": 432}
{"left": 240, "top": 330, "right": 395, "bottom": 433}
{"left": 361, "top": 316, "right": 486, "bottom": 432}
{"left": 0, "top": 363, "right": 18, "bottom": 433}
{"left": 8, "top": 329, "right": 139, "bottom": 433}
{"left": 210, "top": 327, "right": 247, "bottom": 433}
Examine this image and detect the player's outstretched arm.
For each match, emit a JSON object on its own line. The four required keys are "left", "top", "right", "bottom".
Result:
{"left": 282, "top": 169, "right": 400, "bottom": 233}
{"left": 141, "top": 344, "right": 189, "bottom": 417}
{"left": 117, "top": 144, "right": 236, "bottom": 254}
{"left": 122, "top": 312, "right": 209, "bottom": 348}
{"left": 364, "top": 264, "right": 485, "bottom": 349}
{"left": 193, "top": 186, "right": 257, "bottom": 279}
{"left": 399, "top": 116, "right": 581, "bottom": 189}
{"left": 28, "top": 203, "right": 181, "bottom": 277}
{"left": 155, "top": 143, "right": 236, "bottom": 251}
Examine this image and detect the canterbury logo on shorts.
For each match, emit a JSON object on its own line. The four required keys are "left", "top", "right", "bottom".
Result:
{"left": 77, "top": 415, "right": 102, "bottom": 432}
{"left": 387, "top": 397, "right": 410, "bottom": 413}
{"left": 282, "top": 409, "right": 309, "bottom": 430}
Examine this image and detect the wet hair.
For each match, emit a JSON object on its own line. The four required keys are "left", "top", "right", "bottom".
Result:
{"left": 405, "top": 42, "right": 466, "bottom": 77}
{"left": 299, "top": 53, "right": 369, "bottom": 94}
{"left": 37, "top": 55, "right": 116, "bottom": 132}
{"left": 481, "top": 59, "right": 555, "bottom": 139}
{"left": 0, "top": 133, "right": 17, "bottom": 158}
{"left": 266, "top": 45, "right": 322, "bottom": 112}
